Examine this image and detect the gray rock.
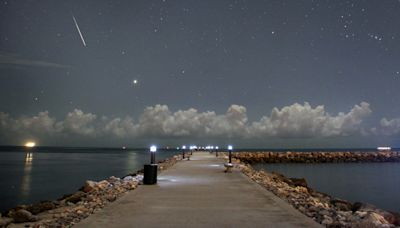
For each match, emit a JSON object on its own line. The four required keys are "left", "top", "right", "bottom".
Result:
{"left": 27, "top": 201, "right": 56, "bottom": 215}
{"left": 0, "top": 217, "right": 13, "bottom": 227}
{"left": 107, "top": 176, "right": 120, "bottom": 183}
{"left": 321, "top": 215, "right": 333, "bottom": 225}
{"left": 352, "top": 212, "right": 390, "bottom": 227}
{"left": 289, "top": 178, "right": 308, "bottom": 188}
{"left": 122, "top": 176, "right": 134, "bottom": 182}
{"left": 65, "top": 191, "right": 86, "bottom": 204}
{"left": 330, "top": 198, "right": 352, "bottom": 211}
{"left": 319, "top": 209, "right": 331, "bottom": 216}
{"left": 106, "top": 195, "right": 117, "bottom": 202}
{"left": 83, "top": 180, "right": 97, "bottom": 193}
{"left": 12, "top": 209, "right": 38, "bottom": 223}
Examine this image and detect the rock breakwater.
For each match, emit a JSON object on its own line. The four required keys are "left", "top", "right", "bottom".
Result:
{"left": 234, "top": 151, "right": 400, "bottom": 164}
{"left": 232, "top": 155, "right": 400, "bottom": 227}
{"left": 0, "top": 155, "right": 180, "bottom": 228}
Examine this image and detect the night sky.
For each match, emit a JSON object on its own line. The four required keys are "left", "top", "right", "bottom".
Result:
{"left": 1, "top": 0, "right": 400, "bottom": 148}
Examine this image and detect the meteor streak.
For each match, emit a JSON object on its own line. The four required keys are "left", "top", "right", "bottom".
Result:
{"left": 72, "top": 15, "right": 87, "bottom": 47}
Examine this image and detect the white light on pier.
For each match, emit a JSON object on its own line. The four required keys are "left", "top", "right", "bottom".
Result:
{"left": 182, "top": 145, "right": 186, "bottom": 150}
{"left": 228, "top": 145, "right": 233, "bottom": 151}
{"left": 150, "top": 145, "right": 157, "bottom": 152}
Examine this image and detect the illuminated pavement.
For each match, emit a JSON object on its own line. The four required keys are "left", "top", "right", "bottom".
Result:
{"left": 75, "top": 152, "right": 322, "bottom": 228}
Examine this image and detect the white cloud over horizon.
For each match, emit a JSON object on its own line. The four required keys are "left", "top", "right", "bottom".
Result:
{"left": 0, "top": 102, "right": 381, "bottom": 146}
{"left": 370, "top": 117, "right": 400, "bottom": 136}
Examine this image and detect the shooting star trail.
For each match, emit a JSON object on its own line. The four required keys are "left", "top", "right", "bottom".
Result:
{"left": 72, "top": 15, "right": 87, "bottom": 47}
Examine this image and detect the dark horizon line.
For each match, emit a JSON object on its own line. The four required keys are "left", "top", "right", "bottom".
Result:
{"left": 0, "top": 144, "right": 395, "bottom": 151}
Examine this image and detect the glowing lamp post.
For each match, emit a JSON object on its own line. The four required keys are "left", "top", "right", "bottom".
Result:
{"left": 150, "top": 145, "right": 157, "bottom": 164}
{"left": 144, "top": 145, "right": 158, "bottom": 185}
{"left": 228, "top": 145, "right": 233, "bottom": 163}
{"left": 215, "top": 146, "right": 219, "bottom": 157}
{"left": 182, "top": 145, "right": 186, "bottom": 159}
{"left": 189, "top": 145, "right": 194, "bottom": 155}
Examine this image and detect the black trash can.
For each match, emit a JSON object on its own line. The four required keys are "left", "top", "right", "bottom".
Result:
{"left": 143, "top": 164, "right": 158, "bottom": 185}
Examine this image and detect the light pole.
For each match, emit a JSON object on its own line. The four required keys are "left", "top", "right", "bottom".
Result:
{"left": 228, "top": 145, "right": 233, "bottom": 163}
{"left": 182, "top": 145, "right": 186, "bottom": 159}
{"left": 215, "top": 146, "right": 219, "bottom": 157}
{"left": 144, "top": 145, "right": 158, "bottom": 185}
{"left": 150, "top": 145, "right": 157, "bottom": 164}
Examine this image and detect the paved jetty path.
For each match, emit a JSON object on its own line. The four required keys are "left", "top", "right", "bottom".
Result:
{"left": 75, "top": 152, "right": 321, "bottom": 228}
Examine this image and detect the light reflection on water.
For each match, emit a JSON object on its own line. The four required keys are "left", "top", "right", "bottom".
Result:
{"left": 126, "top": 151, "right": 140, "bottom": 173}
{"left": 21, "top": 152, "right": 33, "bottom": 198}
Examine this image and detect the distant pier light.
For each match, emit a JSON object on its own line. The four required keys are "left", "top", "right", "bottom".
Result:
{"left": 25, "top": 141, "right": 36, "bottom": 148}
{"left": 182, "top": 145, "right": 186, "bottom": 159}
{"left": 228, "top": 145, "right": 233, "bottom": 163}
{"left": 377, "top": 146, "right": 391, "bottom": 151}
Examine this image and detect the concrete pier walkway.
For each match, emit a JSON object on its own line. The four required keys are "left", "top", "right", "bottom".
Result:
{"left": 75, "top": 152, "right": 321, "bottom": 228}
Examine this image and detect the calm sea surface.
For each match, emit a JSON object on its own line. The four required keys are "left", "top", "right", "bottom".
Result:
{"left": 253, "top": 162, "right": 400, "bottom": 212}
{"left": 0, "top": 146, "right": 179, "bottom": 212}
{"left": 2, "top": 147, "right": 400, "bottom": 214}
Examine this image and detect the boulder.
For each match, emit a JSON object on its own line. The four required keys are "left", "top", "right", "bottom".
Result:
{"left": 97, "top": 180, "right": 110, "bottom": 190}
{"left": 107, "top": 176, "right": 120, "bottom": 184}
{"left": 12, "top": 209, "right": 38, "bottom": 223}
{"left": 27, "top": 201, "right": 56, "bottom": 215}
{"left": 0, "top": 217, "right": 13, "bottom": 227}
{"left": 82, "top": 180, "right": 97, "bottom": 193}
{"left": 351, "top": 201, "right": 399, "bottom": 225}
{"left": 65, "top": 191, "right": 86, "bottom": 204}
{"left": 271, "top": 172, "right": 291, "bottom": 183}
{"left": 353, "top": 212, "right": 390, "bottom": 227}
{"left": 289, "top": 178, "right": 308, "bottom": 188}
{"left": 321, "top": 215, "right": 333, "bottom": 225}
{"left": 352, "top": 202, "right": 376, "bottom": 212}
{"left": 330, "top": 198, "right": 352, "bottom": 211}
{"left": 122, "top": 176, "right": 134, "bottom": 182}
{"left": 106, "top": 195, "right": 117, "bottom": 202}
{"left": 387, "top": 212, "right": 400, "bottom": 226}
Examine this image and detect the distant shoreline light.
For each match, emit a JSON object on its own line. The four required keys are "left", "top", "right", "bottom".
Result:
{"left": 377, "top": 146, "right": 391, "bottom": 151}
{"left": 25, "top": 142, "right": 36, "bottom": 148}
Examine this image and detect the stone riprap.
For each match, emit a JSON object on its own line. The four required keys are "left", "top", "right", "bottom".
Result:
{"left": 230, "top": 153, "right": 400, "bottom": 228}
{"left": 234, "top": 151, "right": 400, "bottom": 164}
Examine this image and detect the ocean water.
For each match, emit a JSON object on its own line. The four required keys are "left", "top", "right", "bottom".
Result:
{"left": 0, "top": 146, "right": 179, "bottom": 213}
{"left": 253, "top": 162, "right": 400, "bottom": 213}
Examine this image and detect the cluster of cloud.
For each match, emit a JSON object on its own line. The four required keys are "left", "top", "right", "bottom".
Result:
{"left": 371, "top": 117, "right": 400, "bottom": 136}
{"left": 249, "top": 102, "right": 371, "bottom": 138}
{"left": 0, "top": 102, "right": 381, "bottom": 145}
